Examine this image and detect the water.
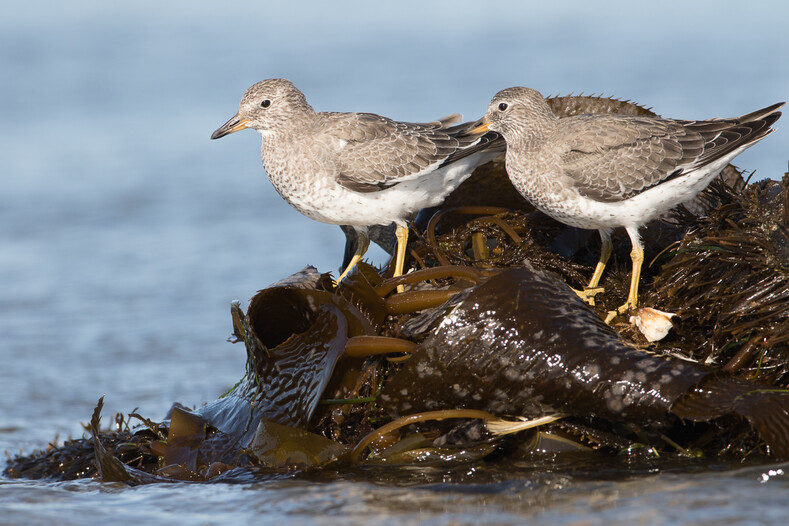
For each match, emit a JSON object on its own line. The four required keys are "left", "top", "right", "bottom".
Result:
{"left": 1, "top": 464, "right": 788, "bottom": 525}
{"left": 1, "top": 1, "right": 788, "bottom": 523}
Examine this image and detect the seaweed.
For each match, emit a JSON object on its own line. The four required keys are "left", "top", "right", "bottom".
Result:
{"left": 6, "top": 149, "right": 789, "bottom": 483}
{"left": 650, "top": 173, "right": 789, "bottom": 384}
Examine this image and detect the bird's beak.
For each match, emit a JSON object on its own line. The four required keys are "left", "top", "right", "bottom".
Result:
{"left": 211, "top": 114, "right": 250, "bottom": 139}
{"left": 468, "top": 119, "right": 491, "bottom": 135}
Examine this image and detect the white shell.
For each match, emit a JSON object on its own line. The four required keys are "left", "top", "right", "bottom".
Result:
{"left": 630, "top": 307, "right": 677, "bottom": 342}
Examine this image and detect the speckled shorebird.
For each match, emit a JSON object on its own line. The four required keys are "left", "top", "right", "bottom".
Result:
{"left": 473, "top": 87, "right": 783, "bottom": 320}
{"left": 211, "top": 79, "right": 501, "bottom": 286}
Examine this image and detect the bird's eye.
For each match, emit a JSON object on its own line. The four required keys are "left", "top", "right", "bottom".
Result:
{"left": 260, "top": 99, "right": 271, "bottom": 108}
{"left": 498, "top": 102, "right": 508, "bottom": 111}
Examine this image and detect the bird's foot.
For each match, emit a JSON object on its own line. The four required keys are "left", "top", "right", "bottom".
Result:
{"left": 604, "top": 299, "right": 638, "bottom": 324}
{"left": 335, "top": 268, "right": 353, "bottom": 287}
{"left": 574, "top": 286, "right": 605, "bottom": 306}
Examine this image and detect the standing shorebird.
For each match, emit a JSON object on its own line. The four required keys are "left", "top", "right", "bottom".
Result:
{"left": 472, "top": 87, "right": 783, "bottom": 320}
{"left": 211, "top": 79, "right": 501, "bottom": 286}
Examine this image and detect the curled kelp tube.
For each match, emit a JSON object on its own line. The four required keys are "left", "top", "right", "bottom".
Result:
{"left": 182, "top": 274, "right": 379, "bottom": 470}
{"left": 88, "top": 271, "right": 378, "bottom": 481}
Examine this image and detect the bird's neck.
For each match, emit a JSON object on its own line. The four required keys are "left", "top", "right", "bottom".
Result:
{"left": 508, "top": 132, "right": 554, "bottom": 159}
{"left": 504, "top": 123, "right": 560, "bottom": 187}
{"left": 260, "top": 132, "right": 294, "bottom": 174}
{"left": 259, "top": 114, "right": 312, "bottom": 156}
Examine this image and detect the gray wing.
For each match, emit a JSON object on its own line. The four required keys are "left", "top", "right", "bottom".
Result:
{"left": 318, "top": 112, "right": 485, "bottom": 193}
{"left": 558, "top": 115, "right": 698, "bottom": 202}
{"left": 560, "top": 104, "right": 783, "bottom": 202}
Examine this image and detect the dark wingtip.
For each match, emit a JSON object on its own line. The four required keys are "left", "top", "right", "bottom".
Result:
{"left": 738, "top": 102, "right": 785, "bottom": 125}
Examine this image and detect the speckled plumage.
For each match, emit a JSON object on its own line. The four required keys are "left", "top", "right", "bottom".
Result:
{"left": 480, "top": 86, "right": 783, "bottom": 316}
{"left": 212, "top": 79, "right": 502, "bottom": 280}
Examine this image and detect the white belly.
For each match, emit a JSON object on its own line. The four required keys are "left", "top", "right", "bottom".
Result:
{"left": 512, "top": 156, "right": 735, "bottom": 231}
{"left": 267, "top": 153, "right": 495, "bottom": 228}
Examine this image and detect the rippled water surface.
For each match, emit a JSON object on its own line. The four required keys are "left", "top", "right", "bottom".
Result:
{"left": 2, "top": 463, "right": 789, "bottom": 525}
{"left": 2, "top": 1, "right": 788, "bottom": 524}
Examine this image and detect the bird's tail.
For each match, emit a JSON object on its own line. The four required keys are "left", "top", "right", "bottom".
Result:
{"left": 682, "top": 102, "right": 783, "bottom": 166}
{"left": 737, "top": 101, "right": 785, "bottom": 125}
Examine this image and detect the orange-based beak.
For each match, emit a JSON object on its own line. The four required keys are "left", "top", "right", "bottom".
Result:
{"left": 210, "top": 114, "right": 250, "bottom": 139}
{"left": 469, "top": 120, "right": 491, "bottom": 135}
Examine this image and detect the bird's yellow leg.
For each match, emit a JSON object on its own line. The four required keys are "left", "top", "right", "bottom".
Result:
{"left": 337, "top": 229, "right": 369, "bottom": 284}
{"left": 619, "top": 242, "right": 644, "bottom": 314}
{"left": 606, "top": 228, "right": 643, "bottom": 322}
{"left": 393, "top": 225, "right": 409, "bottom": 293}
{"left": 577, "top": 233, "right": 612, "bottom": 306}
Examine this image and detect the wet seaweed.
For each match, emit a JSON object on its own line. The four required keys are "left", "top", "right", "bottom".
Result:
{"left": 5, "top": 141, "right": 789, "bottom": 483}
{"left": 650, "top": 173, "right": 789, "bottom": 384}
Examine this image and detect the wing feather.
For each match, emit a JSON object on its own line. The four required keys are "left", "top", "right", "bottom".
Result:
{"left": 316, "top": 112, "right": 488, "bottom": 193}
{"left": 557, "top": 103, "right": 782, "bottom": 202}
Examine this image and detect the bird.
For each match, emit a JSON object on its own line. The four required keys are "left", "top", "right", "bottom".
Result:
{"left": 211, "top": 79, "right": 502, "bottom": 287}
{"left": 471, "top": 86, "right": 783, "bottom": 320}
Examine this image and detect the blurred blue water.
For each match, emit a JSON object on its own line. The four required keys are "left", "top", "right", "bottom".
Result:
{"left": 1, "top": 1, "right": 787, "bottom": 524}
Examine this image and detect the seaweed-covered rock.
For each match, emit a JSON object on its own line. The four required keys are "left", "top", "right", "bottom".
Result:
{"left": 6, "top": 173, "right": 789, "bottom": 482}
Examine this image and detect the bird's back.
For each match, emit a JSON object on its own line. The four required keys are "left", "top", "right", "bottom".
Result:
{"left": 556, "top": 103, "right": 783, "bottom": 204}
{"left": 313, "top": 111, "right": 499, "bottom": 193}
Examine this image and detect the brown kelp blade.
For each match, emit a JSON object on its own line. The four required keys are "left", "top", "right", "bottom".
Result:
{"left": 247, "top": 418, "right": 348, "bottom": 470}
{"left": 381, "top": 263, "right": 710, "bottom": 424}
{"left": 672, "top": 376, "right": 789, "bottom": 458}
{"left": 162, "top": 406, "right": 207, "bottom": 471}
{"left": 380, "top": 262, "right": 789, "bottom": 457}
